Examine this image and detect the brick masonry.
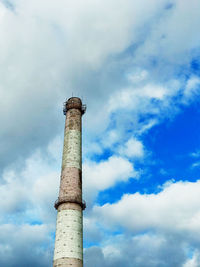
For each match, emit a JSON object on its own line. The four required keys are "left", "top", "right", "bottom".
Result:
{"left": 65, "top": 109, "right": 81, "bottom": 132}
{"left": 53, "top": 97, "right": 85, "bottom": 267}
{"left": 59, "top": 167, "right": 82, "bottom": 204}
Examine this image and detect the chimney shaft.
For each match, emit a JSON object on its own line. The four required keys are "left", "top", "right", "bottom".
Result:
{"left": 53, "top": 97, "right": 86, "bottom": 267}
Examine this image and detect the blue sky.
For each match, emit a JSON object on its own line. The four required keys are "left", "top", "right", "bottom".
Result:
{"left": 0, "top": 0, "right": 200, "bottom": 266}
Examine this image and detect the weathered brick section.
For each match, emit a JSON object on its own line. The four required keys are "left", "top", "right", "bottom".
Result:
{"left": 65, "top": 109, "right": 82, "bottom": 132}
{"left": 54, "top": 258, "right": 82, "bottom": 267}
{"left": 59, "top": 168, "right": 82, "bottom": 204}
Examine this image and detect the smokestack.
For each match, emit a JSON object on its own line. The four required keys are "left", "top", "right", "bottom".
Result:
{"left": 53, "top": 97, "right": 86, "bottom": 267}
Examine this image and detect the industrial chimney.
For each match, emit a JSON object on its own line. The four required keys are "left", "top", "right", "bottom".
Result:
{"left": 53, "top": 97, "right": 86, "bottom": 267}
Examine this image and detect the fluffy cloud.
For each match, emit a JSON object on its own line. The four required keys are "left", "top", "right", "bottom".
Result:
{"left": 84, "top": 180, "right": 200, "bottom": 266}
{"left": 0, "top": 140, "right": 59, "bottom": 265}
{"left": 0, "top": 139, "right": 60, "bottom": 225}
{"left": 93, "top": 180, "right": 200, "bottom": 238}
{"left": 84, "top": 233, "right": 188, "bottom": 267}
{"left": 83, "top": 156, "right": 137, "bottom": 206}
{"left": 0, "top": 223, "right": 53, "bottom": 267}
{"left": 183, "top": 252, "right": 200, "bottom": 267}
{"left": 119, "top": 137, "right": 144, "bottom": 158}
{"left": 0, "top": 0, "right": 167, "bottom": 164}
{"left": 1, "top": 0, "right": 200, "bottom": 171}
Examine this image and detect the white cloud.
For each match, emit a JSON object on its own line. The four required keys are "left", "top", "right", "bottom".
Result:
{"left": 85, "top": 232, "right": 189, "bottom": 267}
{"left": 134, "top": 0, "right": 200, "bottom": 68}
{"left": 1, "top": 0, "right": 199, "bottom": 170}
{"left": 83, "top": 217, "right": 103, "bottom": 243}
{"left": 84, "top": 156, "right": 136, "bottom": 191}
{"left": 0, "top": 223, "right": 53, "bottom": 267}
{"left": 93, "top": 180, "right": 200, "bottom": 239}
{"left": 183, "top": 76, "right": 200, "bottom": 102}
{"left": 0, "top": 143, "right": 59, "bottom": 225}
{"left": 119, "top": 137, "right": 144, "bottom": 158}
{"left": 108, "top": 77, "right": 182, "bottom": 114}
{"left": 84, "top": 180, "right": 200, "bottom": 266}
{"left": 83, "top": 140, "right": 103, "bottom": 158}
{"left": 101, "top": 130, "right": 120, "bottom": 148}
{"left": 191, "top": 161, "right": 200, "bottom": 169}
{"left": 0, "top": 139, "right": 60, "bottom": 265}
{"left": 83, "top": 156, "right": 137, "bottom": 206}
{"left": 183, "top": 251, "right": 200, "bottom": 267}
{"left": 190, "top": 150, "right": 200, "bottom": 158}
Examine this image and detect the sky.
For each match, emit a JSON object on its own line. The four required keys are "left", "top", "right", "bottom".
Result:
{"left": 0, "top": 0, "right": 200, "bottom": 266}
